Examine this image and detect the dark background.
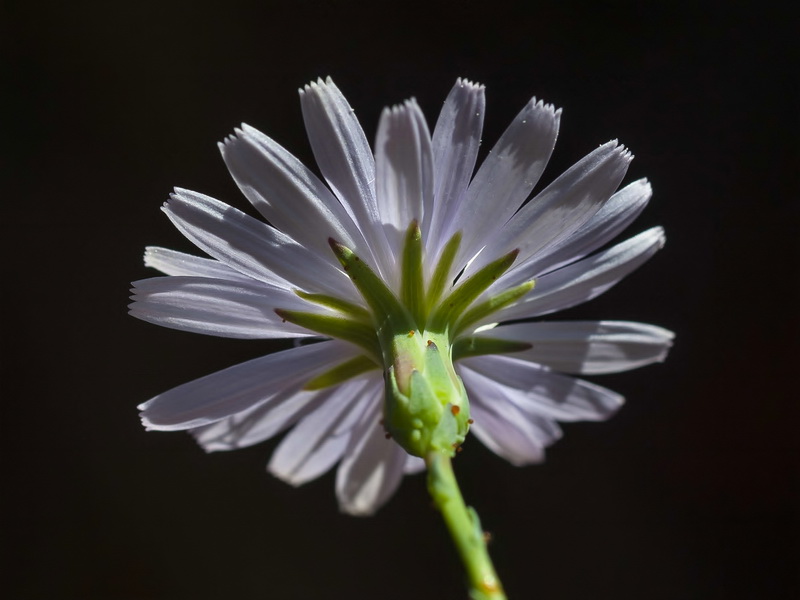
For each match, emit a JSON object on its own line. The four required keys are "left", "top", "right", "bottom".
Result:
{"left": 3, "top": 1, "right": 797, "bottom": 598}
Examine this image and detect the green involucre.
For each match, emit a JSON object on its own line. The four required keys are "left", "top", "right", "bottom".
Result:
{"left": 454, "top": 280, "right": 535, "bottom": 335}
{"left": 274, "top": 309, "right": 380, "bottom": 360}
{"left": 294, "top": 290, "right": 371, "bottom": 322}
{"left": 279, "top": 228, "right": 533, "bottom": 459}
{"left": 401, "top": 221, "right": 426, "bottom": 328}
{"left": 304, "top": 355, "right": 380, "bottom": 390}
{"left": 426, "top": 232, "right": 461, "bottom": 310}
{"left": 428, "top": 250, "right": 519, "bottom": 332}
{"left": 452, "top": 336, "right": 533, "bottom": 360}
{"left": 383, "top": 331, "right": 470, "bottom": 457}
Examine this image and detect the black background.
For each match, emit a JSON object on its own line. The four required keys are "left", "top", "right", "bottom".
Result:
{"left": 3, "top": 1, "right": 797, "bottom": 598}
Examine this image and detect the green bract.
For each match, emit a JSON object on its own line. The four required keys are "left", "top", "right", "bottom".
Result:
{"left": 279, "top": 221, "right": 534, "bottom": 458}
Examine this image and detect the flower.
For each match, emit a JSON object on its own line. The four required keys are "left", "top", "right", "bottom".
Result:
{"left": 131, "top": 77, "right": 673, "bottom": 516}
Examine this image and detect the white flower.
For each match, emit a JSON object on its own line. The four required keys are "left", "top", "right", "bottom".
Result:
{"left": 131, "top": 77, "right": 673, "bottom": 516}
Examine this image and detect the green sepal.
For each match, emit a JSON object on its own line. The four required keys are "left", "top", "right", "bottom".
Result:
{"left": 452, "top": 336, "right": 533, "bottom": 360}
{"left": 401, "top": 221, "right": 426, "bottom": 328}
{"left": 428, "top": 249, "right": 519, "bottom": 331}
{"left": 426, "top": 232, "right": 461, "bottom": 309}
{"left": 453, "top": 280, "right": 535, "bottom": 335}
{"left": 295, "top": 290, "right": 371, "bottom": 322}
{"left": 328, "top": 239, "right": 415, "bottom": 338}
{"left": 303, "top": 355, "right": 379, "bottom": 390}
{"left": 274, "top": 309, "right": 380, "bottom": 360}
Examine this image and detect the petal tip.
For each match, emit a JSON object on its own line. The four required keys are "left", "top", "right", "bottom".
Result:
{"left": 653, "top": 226, "right": 667, "bottom": 248}
{"left": 338, "top": 500, "right": 378, "bottom": 517}
{"left": 456, "top": 77, "right": 485, "bottom": 91}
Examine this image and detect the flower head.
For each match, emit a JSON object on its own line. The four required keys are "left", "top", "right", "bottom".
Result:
{"left": 131, "top": 77, "right": 673, "bottom": 515}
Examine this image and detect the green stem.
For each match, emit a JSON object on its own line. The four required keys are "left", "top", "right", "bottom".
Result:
{"left": 426, "top": 451, "right": 507, "bottom": 600}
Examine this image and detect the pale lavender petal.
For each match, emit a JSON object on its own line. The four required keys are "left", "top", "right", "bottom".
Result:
{"left": 404, "top": 455, "right": 426, "bottom": 475}
{"left": 129, "top": 276, "right": 317, "bottom": 339}
{"left": 144, "top": 247, "right": 251, "bottom": 281}
{"left": 268, "top": 374, "right": 380, "bottom": 486}
{"left": 375, "top": 99, "right": 434, "bottom": 262}
{"left": 219, "top": 125, "right": 378, "bottom": 270}
{"left": 335, "top": 398, "right": 408, "bottom": 516}
{"left": 139, "top": 340, "right": 357, "bottom": 430}
{"left": 428, "top": 79, "right": 485, "bottom": 257}
{"left": 196, "top": 372, "right": 380, "bottom": 456}
{"left": 450, "top": 99, "right": 561, "bottom": 270}
{"left": 460, "top": 365, "right": 561, "bottom": 465}
{"left": 193, "top": 384, "right": 318, "bottom": 452}
{"left": 466, "top": 141, "right": 632, "bottom": 279}
{"left": 299, "top": 78, "right": 394, "bottom": 276}
{"left": 460, "top": 355, "right": 624, "bottom": 422}
{"left": 164, "top": 188, "right": 359, "bottom": 302}
{"left": 527, "top": 178, "right": 653, "bottom": 276}
{"left": 482, "top": 227, "right": 666, "bottom": 325}
{"left": 477, "top": 320, "right": 675, "bottom": 374}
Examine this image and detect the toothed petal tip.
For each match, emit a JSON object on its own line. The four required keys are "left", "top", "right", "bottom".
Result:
{"left": 143, "top": 246, "right": 157, "bottom": 264}
{"left": 169, "top": 186, "right": 192, "bottom": 199}
{"left": 527, "top": 97, "right": 561, "bottom": 115}
{"left": 301, "top": 78, "right": 330, "bottom": 95}
{"left": 239, "top": 123, "right": 260, "bottom": 137}
{"left": 642, "top": 226, "right": 667, "bottom": 249}
{"left": 456, "top": 77, "right": 485, "bottom": 90}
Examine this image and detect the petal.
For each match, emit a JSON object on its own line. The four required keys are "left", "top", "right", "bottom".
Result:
{"left": 129, "top": 276, "right": 317, "bottom": 339}
{"left": 477, "top": 320, "right": 675, "bottom": 374}
{"left": 526, "top": 178, "right": 653, "bottom": 276}
{"left": 164, "top": 188, "right": 359, "bottom": 302}
{"left": 451, "top": 98, "right": 561, "bottom": 269}
{"left": 219, "top": 125, "right": 378, "bottom": 270}
{"left": 335, "top": 397, "right": 408, "bottom": 516}
{"left": 375, "top": 99, "right": 434, "bottom": 259}
{"left": 404, "top": 455, "right": 426, "bottom": 475}
{"left": 460, "top": 365, "right": 562, "bottom": 465}
{"left": 144, "top": 247, "right": 251, "bottom": 281}
{"left": 466, "top": 141, "right": 632, "bottom": 279}
{"left": 460, "top": 355, "right": 624, "bottom": 422}
{"left": 299, "top": 78, "right": 393, "bottom": 275}
{"left": 268, "top": 374, "right": 380, "bottom": 486}
{"left": 428, "top": 79, "right": 485, "bottom": 256}
{"left": 483, "top": 227, "right": 666, "bottom": 325}
{"left": 139, "top": 340, "right": 357, "bottom": 430}
{"left": 193, "top": 383, "right": 318, "bottom": 452}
